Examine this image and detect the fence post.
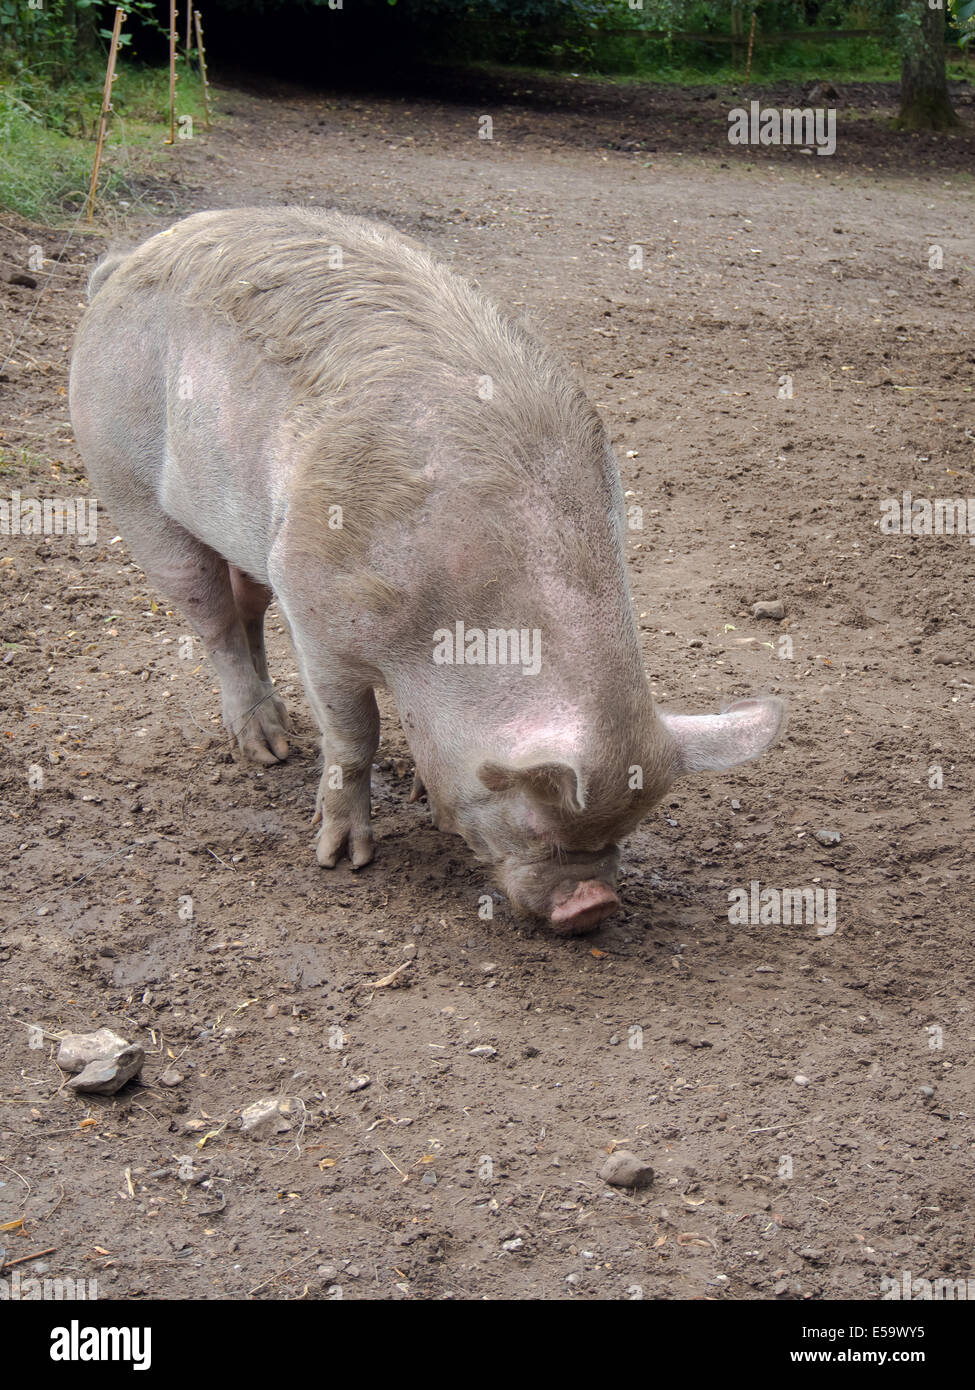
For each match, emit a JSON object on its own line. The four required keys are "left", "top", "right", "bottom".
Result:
{"left": 85, "top": 6, "right": 125, "bottom": 223}
{"left": 165, "top": 0, "right": 177, "bottom": 145}
{"left": 194, "top": 10, "right": 212, "bottom": 130}
{"left": 745, "top": 10, "right": 757, "bottom": 86}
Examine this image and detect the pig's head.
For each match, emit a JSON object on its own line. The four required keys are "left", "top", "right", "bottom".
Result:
{"left": 424, "top": 697, "right": 785, "bottom": 934}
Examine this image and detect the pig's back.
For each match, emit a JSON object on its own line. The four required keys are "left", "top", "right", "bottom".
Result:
{"left": 71, "top": 207, "right": 618, "bottom": 595}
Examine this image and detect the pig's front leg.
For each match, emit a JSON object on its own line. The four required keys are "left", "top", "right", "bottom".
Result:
{"left": 308, "top": 685, "right": 380, "bottom": 869}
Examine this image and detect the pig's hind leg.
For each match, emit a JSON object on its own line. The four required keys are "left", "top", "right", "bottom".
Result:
{"left": 229, "top": 565, "right": 291, "bottom": 738}
{"left": 118, "top": 513, "right": 290, "bottom": 764}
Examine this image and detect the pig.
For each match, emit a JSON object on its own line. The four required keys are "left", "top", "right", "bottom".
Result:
{"left": 69, "top": 208, "right": 785, "bottom": 934}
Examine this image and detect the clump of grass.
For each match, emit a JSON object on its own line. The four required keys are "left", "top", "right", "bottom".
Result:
{"left": 0, "top": 446, "right": 47, "bottom": 474}
{"left": 1, "top": 89, "right": 111, "bottom": 221}
{"left": 0, "top": 55, "right": 213, "bottom": 224}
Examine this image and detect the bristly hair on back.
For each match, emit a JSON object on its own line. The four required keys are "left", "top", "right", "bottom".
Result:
{"left": 106, "top": 206, "right": 615, "bottom": 575}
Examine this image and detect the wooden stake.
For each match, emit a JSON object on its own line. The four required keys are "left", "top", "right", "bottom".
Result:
{"left": 85, "top": 6, "right": 125, "bottom": 223}
{"left": 186, "top": 0, "right": 193, "bottom": 54}
{"left": 194, "top": 10, "right": 212, "bottom": 130}
{"left": 745, "top": 9, "right": 757, "bottom": 86}
{"left": 165, "top": 0, "right": 177, "bottom": 144}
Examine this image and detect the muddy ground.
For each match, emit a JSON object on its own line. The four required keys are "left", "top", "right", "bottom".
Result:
{"left": 1, "top": 73, "right": 973, "bottom": 1301}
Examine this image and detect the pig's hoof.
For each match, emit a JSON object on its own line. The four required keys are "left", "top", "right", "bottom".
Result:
{"left": 315, "top": 820, "right": 375, "bottom": 870}
{"left": 231, "top": 693, "right": 290, "bottom": 765}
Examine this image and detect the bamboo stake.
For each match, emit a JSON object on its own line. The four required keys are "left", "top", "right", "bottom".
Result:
{"left": 165, "top": 0, "right": 177, "bottom": 144}
{"left": 744, "top": 9, "right": 757, "bottom": 86}
{"left": 186, "top": 0, "right": 193, "bottom": 54}
{"left": 194, "top": 10, "right": 212, "bottom": 130}
{"left": 85, "top": 6, "right": 125, "bottom": 223}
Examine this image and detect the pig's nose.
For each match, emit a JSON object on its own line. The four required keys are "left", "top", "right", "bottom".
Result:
{"left": 549, "top": 879, "right": 620, "bottom": 934}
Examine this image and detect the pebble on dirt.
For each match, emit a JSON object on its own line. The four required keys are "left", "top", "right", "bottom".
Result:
{"left": 599, "top": 1151, "right": 655, "bottom": 1189}
{"left": 58, "top": 1028, "right": 145, "bottom": 1095}
{"left": 239, "top": 1097, "right": 297, "bottom": 1135}
{"left": 813, "top": 828, "right": 843, "bottom": 846}
{"left": 752, "top": 600, "right": 785, "bottom": 620}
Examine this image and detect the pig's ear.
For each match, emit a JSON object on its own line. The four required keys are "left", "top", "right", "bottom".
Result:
{"left": 478, "top": 759, "right": 586, "bottom": 814}
{"left": 659, "top": 697, "right": 786, "bottom": 775}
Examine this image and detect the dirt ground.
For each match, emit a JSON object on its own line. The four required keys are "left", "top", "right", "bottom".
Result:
{"left": 1, "top": 73, "right": 974, "bottom": 1302}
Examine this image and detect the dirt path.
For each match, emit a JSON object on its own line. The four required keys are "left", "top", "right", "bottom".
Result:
{"left": 1, "top": 77, "right": 973, "bottom": 1301}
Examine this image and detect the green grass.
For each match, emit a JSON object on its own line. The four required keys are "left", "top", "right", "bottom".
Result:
{"left": 583, "top": 34, "right": 902, "bottom": 84}
{"left": 0, "top": 55, "right": 214, "bottom": 224}
{"left": 0, "top": 446, "right": 46, "bottom": 475}
{"left": 453, "top": 32, "right": 975, "bottom": 89}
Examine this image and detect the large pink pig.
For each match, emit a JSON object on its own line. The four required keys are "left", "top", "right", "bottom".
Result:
{"left": 69, "top": 209, "right": 784, "bottom": 933}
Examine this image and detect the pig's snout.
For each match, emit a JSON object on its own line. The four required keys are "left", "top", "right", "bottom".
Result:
{"left": 549, "top": 879, "right": 620, "bottom": 934}
{"left": 499, "top": 847, "right": 621, "bottom": 935}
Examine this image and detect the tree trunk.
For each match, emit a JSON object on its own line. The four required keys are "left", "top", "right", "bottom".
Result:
{"left": 896, "top": 0, "right": 959, "bottom": 130}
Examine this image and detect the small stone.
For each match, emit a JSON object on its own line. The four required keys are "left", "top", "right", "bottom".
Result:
{"left": 794, "top": 1074, "right": 810, "bottom": 1087}
{"left": 348, "top": 1075, "right": 371, "bottom": 1093}
{"left": 920, "top": 1085, "right": 935, "bottom": 1098}
{"left": 501, "top": 1237, "right": 524, "bottom": 1252}
{"left": 813, "top": 828, "right": 842, "bottom": 846}
{"left": 599, "top": 1151, "right": 655, "bottom": 1189}
{"left": 469, "top": 1046, "right": 497, "bottom": 1058}
{"left": 752, "top": 600, "right": 785, "bottom": 620}
{"left": 158, "top": 1068, "right": 183, "bottom": 1087}
{"left": 240, "top": 1097, "right": 294, "bottom": 1134}
{"left": 730, "top": 799, "right": 741, "bottom": 811}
